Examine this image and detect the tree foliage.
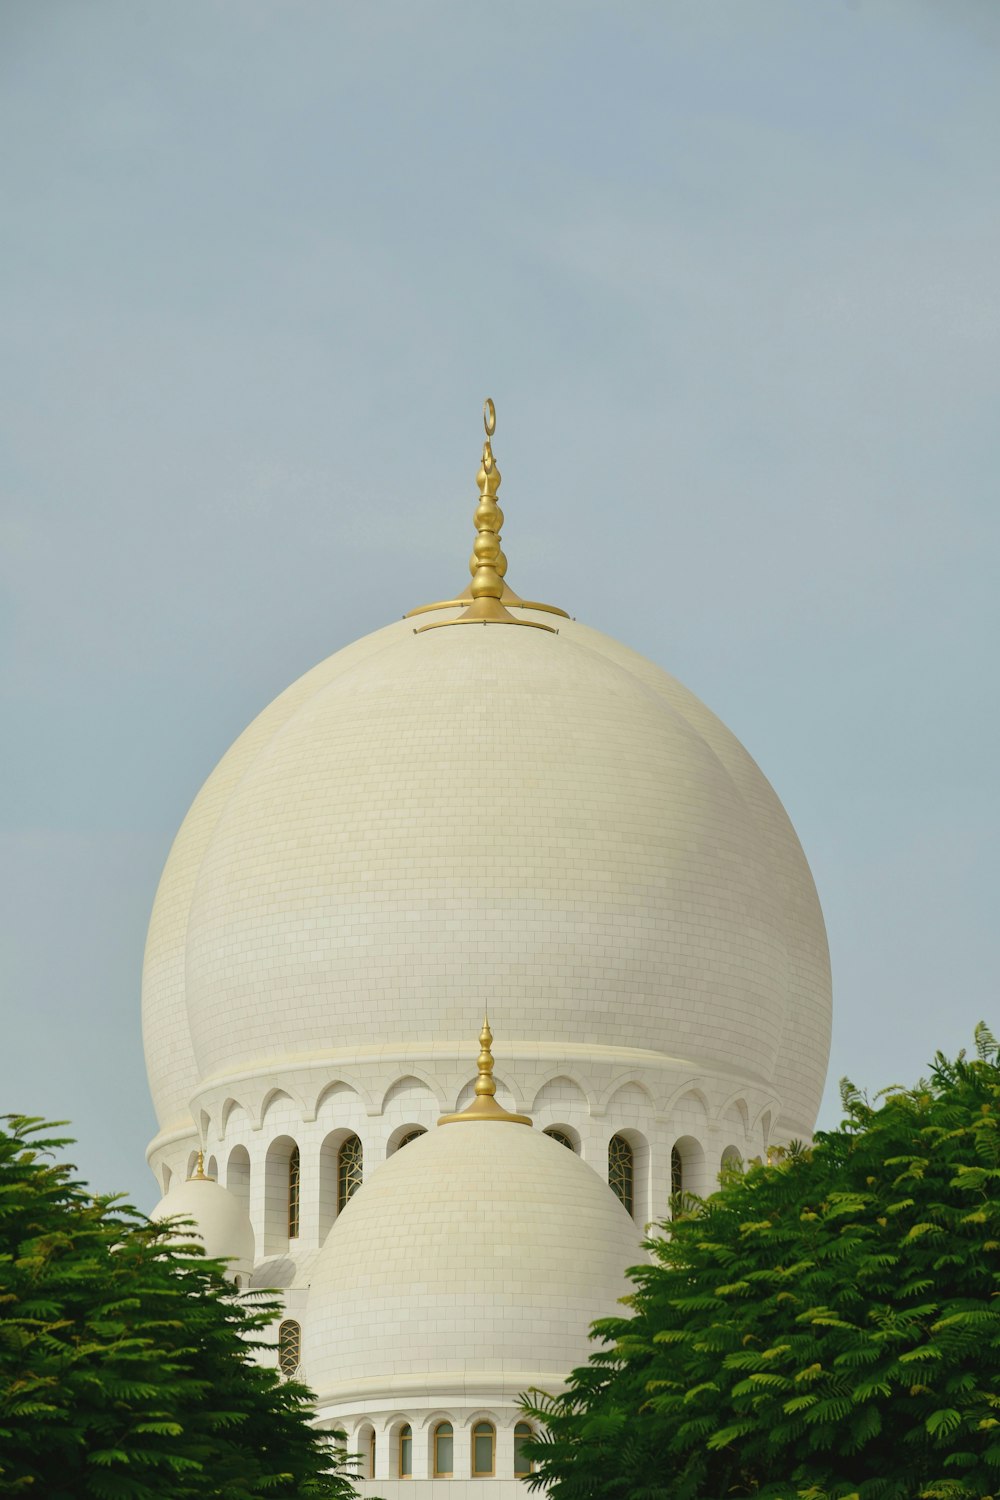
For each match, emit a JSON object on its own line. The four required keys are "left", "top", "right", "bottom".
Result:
{"left": 0, "top": 1115, "right": 360, "bottom": 1499}
{"left": 523, "top": 1026, "right": 1000, "bottom": 1500}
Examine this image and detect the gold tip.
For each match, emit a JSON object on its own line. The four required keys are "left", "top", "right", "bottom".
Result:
{"left": 438, "top": 1013, "right": 532, "bottom": 1126}
{"left": 189, "top": 1149, "right": 208, "bottom": 1181}
{"left": 408, "top": 399, "right": 567, "bottom": 629}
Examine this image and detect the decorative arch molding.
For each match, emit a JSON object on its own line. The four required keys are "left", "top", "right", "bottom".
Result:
{"left": 599, "top": 1074, "right": 656, "bottom": 1116}
{"left": 219, "top": 1096, "right": 252, "bottom": 1135}
{"left": 716, "top": 1091, "right": 751, "bottom": 1136}
{"left": 311, "top": 1075, "right": 377, "bottom": 1120}
{"left": 530, "top": 1072, "right": 595, "bottom": 1115}
{"left": 461, "top": 1407, "right": 502, "bottom": 1431}
{"left": 256, "top": 1086, "right": 307, "bottom": 1131}
{"left": 417, "top": 1407, "right": 458, "bottom": 1433}
{"left": 662, "top": 1081, "right": 712, "bottom": 1119}
{"left": 377, "top": 1070, "right": 448, "bottom": 1115}
{"left": 750, "top": 1098, "right": 782, "bottom": 1139}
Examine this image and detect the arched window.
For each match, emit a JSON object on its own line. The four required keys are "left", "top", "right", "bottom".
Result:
{"left": 608, "top": 1134, "right": 634, "bottom": 1216}
{"left": 368, "top": 1429, "right": 377, "bottom": 1480}
{"left": 721, "top": 1145, "right": 743, "bottom": 1174}
{"left": 397, "top": 1128, "right": 426, "bottom": 1150}
{"left": 433, "top": 1421, "right": 453, "bottom": 1476}
{"left": 338, "top": 1134, "right": 363, "bottom": 1212}
{"left": 514, "top": 1422, "right": 534, "bottom": 1478}
{"left": 398, "top": 1423, "right": 412, "bottom": 1478}
{"left": 671, "top": 1144, "right": 683, "bottom": 1197}
{"left": 288, "top": 1145, "right": 300, "bottom": 1238}
{"left": 233, "top": 1274, "right": 242, "bottom": 1291}
{"left": 471, "top": 1421, "right": 495, "bottom": 1477}
{"left": 277, "top": 1318, "right": 300, "bottom": 1377}
{"left": 544, "top": 1128, "right": 575, "bottom": 1152}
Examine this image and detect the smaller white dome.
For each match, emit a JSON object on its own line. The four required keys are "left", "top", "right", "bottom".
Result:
{"left": 151, "top": 1174, "right": 255, "bottom": 1279}
{"left": 304, "top": 1119, "right": 641, "bottom": 1409}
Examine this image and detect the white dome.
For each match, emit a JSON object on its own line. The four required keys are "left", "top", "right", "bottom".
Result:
{"left": 142, "top": 611, "right": 831, "bottom": 1141}
{"left": 150, "top": 1174, "right": 255, "bottom": 1277}
{"left": 303, "top": 1120, "right": 640, "bottom": 1406}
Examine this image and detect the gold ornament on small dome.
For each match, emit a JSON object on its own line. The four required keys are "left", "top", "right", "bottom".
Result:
{"left": 409, "top": 399, "right": 568, "bottom": 631}
{"left": 438, "top": 1013, "right": 532, "bottom": 1126}
{"left": 188, "top": 1149, "right": 208, "bottom": 1181}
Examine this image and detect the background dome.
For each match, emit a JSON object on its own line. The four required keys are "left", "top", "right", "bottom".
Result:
{"left": 142, "top": 611, "right": 831, "bottom": 1139}
{"left": 303, "top": 1120, "right": 640, "bottom": 1405}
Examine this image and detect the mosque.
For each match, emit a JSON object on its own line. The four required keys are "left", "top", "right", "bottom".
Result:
{"left": 144, "top": 400, "right": 832, "bottom": 1496}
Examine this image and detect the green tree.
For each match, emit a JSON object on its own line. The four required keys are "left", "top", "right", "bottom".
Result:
{"left": 0, "top": 1115, "right": 361, "bottom": 1499}
{"left": 523, "top": 1026, "right": 1000, "bottom": 1500}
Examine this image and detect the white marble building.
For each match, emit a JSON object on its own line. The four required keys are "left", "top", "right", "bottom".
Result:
{"left": 145, "top": 404, "right": 832, "bottom": 1496}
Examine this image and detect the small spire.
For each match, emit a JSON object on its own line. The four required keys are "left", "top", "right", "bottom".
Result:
{"left": 409, "top": 399, "right": 568, "bottom": 630}
{"left": 438, "top": 1013, "right": 532, "bottom": 1126}
{"left": 189, "top": 1149, "right": 208, "bottom": 1181}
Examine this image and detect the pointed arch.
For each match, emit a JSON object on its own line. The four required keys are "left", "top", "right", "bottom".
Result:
{"left": 601, "top": 1075, "right": 655, "bottom": 1115}
{"left": 716, "top": 1091, "right": 751, "bottom": 1135}
{"left": 220, "top": 1096, "right": 250, "bottom": 1134}
{"left": 664, "top": 1082, "right": 711, "bottom": 1119}
{"left": 257, "top": 1088, "right": 295, "bottom": 1130}
{"left": 530, "top": 1073, "right": 594, "bottom": 1115}
{"left": 313, "top": 1076, "right": 376, "bottom": 1118}
{"left": 378, "top": 1071, "right": 447, "bottom": 1115}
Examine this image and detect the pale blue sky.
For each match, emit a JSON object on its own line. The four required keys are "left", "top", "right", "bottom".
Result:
{"left": 1, "top": 1, "right": 997, "bottom": 1209}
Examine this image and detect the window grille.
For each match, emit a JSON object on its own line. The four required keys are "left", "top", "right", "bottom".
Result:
{"left": 277, "top": 1318, "right": 300, "bottom": 1377}
{"left": 338, "top": 1134, "right": 363, "bottom": 1211}
{"left": 288, "top": 1145, "right": 300, "bottom": 1238}
{"left": 544, "top": 1128, "right": 575, "bottom": 1152}
{"left": 608, "top": 1134, "right": 634, "bottom": 1217}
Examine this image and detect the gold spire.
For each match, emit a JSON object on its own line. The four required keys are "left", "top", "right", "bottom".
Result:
{"left": 438, "top": 1013, "right": 532, "bottom": 1126}
{"left": 409, "top": 399, "right": 568, "bottom": 630}
{"left": 189, "top": 1149, "right": 208, "bottom": 1181}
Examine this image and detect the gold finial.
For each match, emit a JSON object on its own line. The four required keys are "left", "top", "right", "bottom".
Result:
{"left": 438, "top": 1012, "right": 532, "bottom": 1126}
{"left": 189, "top": 1149, "right": 208, "bottom": 1181}
{"left": 408, "top": 399, "right": 568, "bottom": 629}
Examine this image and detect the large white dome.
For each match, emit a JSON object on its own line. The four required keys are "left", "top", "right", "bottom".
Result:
{"left": 142, "top": 609, "right": 831, "bottom": 1142}
{"left": 303, "top": 1118, "right": 640, "bottom": 1407}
